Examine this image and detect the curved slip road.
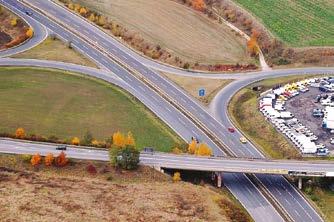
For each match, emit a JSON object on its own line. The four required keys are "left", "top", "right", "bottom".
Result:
{"left": 0, "top": 3, "right": 48, "bottom": 58}
{"left": 2, "top": 0, "right": 333, "bottom": 221}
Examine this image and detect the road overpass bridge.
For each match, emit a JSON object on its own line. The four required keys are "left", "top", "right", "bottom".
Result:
{"left": 1, "top": 139, "right": 333, "bottom": 178}
{"left": 141, "top": 152, "right": 334, "bottom": 178}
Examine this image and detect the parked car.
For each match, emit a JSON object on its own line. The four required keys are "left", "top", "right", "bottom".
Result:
{"left": 330, "top": 138, "right": 334, "bottom": 144}
{"left": 316, "top": 148, "right": 329, "bottom": 156}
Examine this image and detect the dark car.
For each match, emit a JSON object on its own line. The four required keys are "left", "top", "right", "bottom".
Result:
{"left": 191, "top": 136, "right": 199, "bottom": 143}
{"left": 25, "top": 11, "right": 33, "bottom": 16}
{"left": 143, "top": 147, "right": 154, "bottom": 153}
{"left": 56, "top": 145, "right": 67, "bottom": 150}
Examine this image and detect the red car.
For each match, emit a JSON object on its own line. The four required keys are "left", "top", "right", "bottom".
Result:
{"left": 228, "top": 127, "right": 235, "bottom": 133}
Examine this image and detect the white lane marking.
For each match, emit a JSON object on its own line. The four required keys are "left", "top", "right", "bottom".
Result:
{"left": 178, "top": 118, "right": 186, "bottom": 126}
{"left": 123, "top": 75, "right": 132, "bottom": 82}
{"left": 166, "top": 107, "right": 173, "bottom": 113}
{"left": 138, "top": 85, "right": 146, "bottom": 92}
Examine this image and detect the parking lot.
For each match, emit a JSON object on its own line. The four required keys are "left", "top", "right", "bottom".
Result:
{"left": 285, "top": 87, "right": 333, "bottom": 151}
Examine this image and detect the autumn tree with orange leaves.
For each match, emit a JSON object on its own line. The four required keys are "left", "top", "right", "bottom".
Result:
{"left": 192, "top": 0, "right": 206, "bottom": 11}
{"left": 247, "top": 29, "right": 260, "bottom": 56}
{"left": 55, "top": 151, "right": 68, "bottom": 167}
{"left": 31, "top": 153, "right": 42, "bottom": 166}
{"left": 15, "top": 127, "right": 25, "bottom": 139}
{"left": 45, "top": 153, "right": 54, "bottom": 166}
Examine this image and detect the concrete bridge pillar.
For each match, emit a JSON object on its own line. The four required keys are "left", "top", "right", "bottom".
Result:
{"left": 217, "top": 172, "right": 223, "bottom": 188}
{"left": 298, "top": 177, "right": 302, "bottom": 190}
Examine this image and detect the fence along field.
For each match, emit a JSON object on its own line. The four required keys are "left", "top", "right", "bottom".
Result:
{"left": 234, "top": 0, "right": 334, "bottom": 47}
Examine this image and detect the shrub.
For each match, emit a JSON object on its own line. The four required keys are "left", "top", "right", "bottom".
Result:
{"left": 55, "top": 151, "right": 68, "bottom": 167}
{"left": 10, "top": 18, "right": 17, "bottom": 26}
{"left": 15, "top": 128, "right": 25, "bottom": 139}
{"left": 173, "top": 172, "right": 181, "bottom": 182}
{"left": 26, "top": 27, "right": 34, "bottom": 38}
{"left": 86, "top": 164, "right": 97, "bottom": 174}
{"left": 31, "top": 153, "right": 42, "bottom": 166}
{"left": 114, "top": 146, "right": 139, "bottom": 170}
{"left": 45, "top": 153, "right": 54, "bottom": 166}
{"left": 20, "top": 154, "right": 32, "bottom": 163}
{"left": 71, "top": 137, "right": 80, "bottom": 145}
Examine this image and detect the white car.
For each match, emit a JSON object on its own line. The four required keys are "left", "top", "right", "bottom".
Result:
{"left": 330, "top": 138, "right": 334, "bottom": 144}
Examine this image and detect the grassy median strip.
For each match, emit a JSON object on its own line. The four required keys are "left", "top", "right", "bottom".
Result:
{"left": 0, "top": 67, "right": 181, "bottom": 151}
{"left": 12, "top": 37, "right": 97, "bottom": 68}
{"left": 163, "top": 72, "right": 233, "bottom": 105}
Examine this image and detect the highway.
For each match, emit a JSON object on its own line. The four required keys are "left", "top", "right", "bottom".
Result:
{"left": 1, "top": 0, "right": 333, "bottom": 221}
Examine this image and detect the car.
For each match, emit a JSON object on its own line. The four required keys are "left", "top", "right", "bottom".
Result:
{"left": 240, "top": 137, "right": 247, "bottom": 144}
{"left": 143, "top": 147, "right": 154, "bottom": 153}
{"left": 228, "top": 127, "right": 235, "bottom": 133}
{"left": 56, "top": 145, "right": 67, "bottom": 150}
{"left": 25, "top": 11, "right": 33, "bottom": 16}
{"left": 330, "top": 138, "right": 334, "bottom": 144}
{"left": 191, "top": 136, "right": 199, "bottom": 143}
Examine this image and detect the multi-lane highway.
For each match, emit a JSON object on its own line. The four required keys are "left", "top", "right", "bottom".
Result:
{"left": 1, "top": 0, "right": 334, "bottom": 221}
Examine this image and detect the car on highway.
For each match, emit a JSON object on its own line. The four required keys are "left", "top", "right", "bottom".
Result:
{"left": 143, "top": 147, "right": 154, "bottom": 154}
{"left": 228, "top": 127, "right": 235, "bottom": 133}
{"left": 25, "top": 11, "right": 33, "bottom": 16}
{"left": 239, "top": 137, "right": 247, "bottom": 144}
{"left": 56, "top": 145, "right": 67, "bottom": 150}
{"left": 191, "top": 136, "right": 199, "bottom": 143}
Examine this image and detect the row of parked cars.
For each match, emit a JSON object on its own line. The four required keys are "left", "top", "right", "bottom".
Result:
{"left": 259, "top": 77, "right": 330, "bottom": 155}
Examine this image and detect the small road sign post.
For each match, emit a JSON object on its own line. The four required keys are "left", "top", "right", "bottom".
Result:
{"left": 199, "top": 88, "right": 205, "bottom": 97}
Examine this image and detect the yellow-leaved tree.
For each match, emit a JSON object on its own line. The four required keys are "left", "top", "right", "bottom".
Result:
{"left": 173, "top": 172, "right": 181, "bottom": 182}
{"left": 113, "top": 131, "right": 125, "bottom": 148}
{"left": 88, "top": 13, "right": 96, "bottom": 22}
{"left": 68, "top": 3, "right": 74, "bottom": 10}
{"left": 79, "top": 7, "right": 87, "bottom": 16}
{"left": 91, "top": 139, "right": 99, "bottom": 146}
{"left": 26, "top": 27, "right": 33, "bottom": 38}
{"left": 10, "top": 18, "right": 17, "bottom": 26}
{"left": 188, "top": 139, "right": 197, "bottom": 154}
{"left": 15, "top": 127, "right": 25, "bottom": 139}
{"left": 195, "top": 143, "right": 212, "bottom": 156}
{"left": 71, "top": 137, "right": 80, "bottom": 145}
{"left": 125, "top": 132, "right": 135, "bottom": 146}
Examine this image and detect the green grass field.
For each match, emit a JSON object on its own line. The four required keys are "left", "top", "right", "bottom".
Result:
{"left": 0, "top": 67, "right": 181, "bottom": 151}
{"left": 234, "top": 0, "right": 334, "bottom": 47}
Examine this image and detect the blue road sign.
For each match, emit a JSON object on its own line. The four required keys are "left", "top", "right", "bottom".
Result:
{"left": 199, "top": 88, "right": 205, "bottom": 97}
